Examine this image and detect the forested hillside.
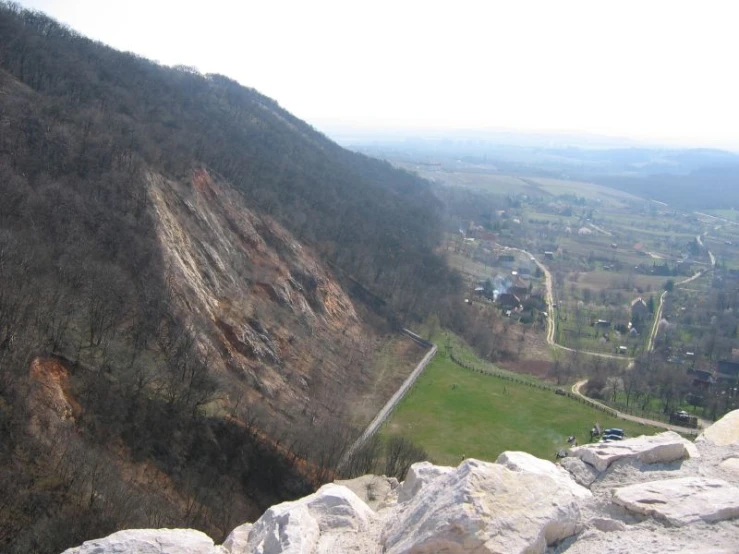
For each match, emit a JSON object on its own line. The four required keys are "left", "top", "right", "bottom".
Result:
{"left": 0, "top": 3, "right": 458, "bottom": 552}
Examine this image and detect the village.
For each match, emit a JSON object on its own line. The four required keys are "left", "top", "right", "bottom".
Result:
{"left": 442, "top": 182, "right": 739, "bottom": 424}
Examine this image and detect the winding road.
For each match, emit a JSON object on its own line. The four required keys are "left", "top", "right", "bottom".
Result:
{"left": 504, "top": 246, "right": 633, "bottom": 361}
{"left": 501, "top": 236, "right": 716, "bottom": 434}
{"left": 504, "top": 230, "right": 716, "bottom": 361}
{"left": 570, "top": 379, "right": 702, "bottom": 434}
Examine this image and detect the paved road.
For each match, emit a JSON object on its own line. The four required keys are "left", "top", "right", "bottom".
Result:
{"left": 571, "top": 380, "right": 701, "bottom": 435}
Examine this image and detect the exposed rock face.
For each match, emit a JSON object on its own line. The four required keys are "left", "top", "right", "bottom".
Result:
{"left": 145, "top": 169, "right": 389, "bottom": 433}
{"left": 62, "top": 410, "right": 739, "bottom": 554}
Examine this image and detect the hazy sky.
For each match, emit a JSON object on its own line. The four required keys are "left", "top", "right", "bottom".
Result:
{"left": 16, "top": 0, "right": 739, "bottom": 149}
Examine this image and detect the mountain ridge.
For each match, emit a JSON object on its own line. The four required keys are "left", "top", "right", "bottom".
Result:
{"left": 0, "top": 3, "right": 456, "bottom": 551}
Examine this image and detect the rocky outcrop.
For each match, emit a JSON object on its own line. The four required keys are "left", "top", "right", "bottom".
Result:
{"left": 62, "top": 410, "right": 739, "bottom": 554}
{"left": 62, "top": 529, "right": 218, "bottom": 554}
{"left": 696, "top": 409, "right": 739, "bottom": 446}
{"left": 568, "top": 430, "right": 698, "bottom": 472}
{"left": 613, "top": 477, "right": 739, "bottom": 526}
{"left": 382, "top": 458, "right": 589, "bottom": 553}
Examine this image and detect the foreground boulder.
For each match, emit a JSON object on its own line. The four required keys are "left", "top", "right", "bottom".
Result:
{"left": 613, "top": 477, "right": 739, "bottom": 526}
{"left": 395, "top": 460, "right": 453, "bottom": 503}
{"left": 697, "top": 409, "right": 739, "bottom": 446}
{"left": 383, "top": 458, "right": 588, "bottom": 553}
{"left": 569, "top": 431, "right": 697, "bottom": 472}
{"left": 240, "top": 483, "right": 378, "bottom": 553}
{"left": 62, "top": 529, "right": 218, "bottom": 554}
{"left": 496, "top": 450, "right": 593, "bottom": 499}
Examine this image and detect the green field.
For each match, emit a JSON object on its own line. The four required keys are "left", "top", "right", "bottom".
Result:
{"left": 382, "top": 351, "right": 660, "bottom": 465}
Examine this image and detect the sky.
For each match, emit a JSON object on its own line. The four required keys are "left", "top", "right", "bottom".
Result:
{"left": 15, "top": 0, "right": 739, "bottom": 149}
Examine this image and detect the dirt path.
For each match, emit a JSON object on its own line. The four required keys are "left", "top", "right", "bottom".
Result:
{"left": 588, "top": 223, "right": 612, "bottom": 236}
{"left": 503, "top": 245, "right": 633, "bottom": 361}
{"left": 647, "top": 242, "right": 715, "bottom": 350}
{"left": 503, "top": 241, "right": 714, "bottom": 360}
{"left": 571, "top": 380, "right": 701, "bottom": 435}
{"left": 647, "top": 290, "right": 667, "bottom": 352}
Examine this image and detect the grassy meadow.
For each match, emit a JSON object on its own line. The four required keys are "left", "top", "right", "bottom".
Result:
{"left": 382, "top": 349, "right": 660, "bottom": 465}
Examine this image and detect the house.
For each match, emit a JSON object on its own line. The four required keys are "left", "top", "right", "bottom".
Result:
{"left": 497, "top": 293, "right": 521, "bottom": 310}
{"left": 630, "top": 297, "right": 649, "bottom": 321}
{"left": 508, "top": 277, "right": 530, "bottom": 298}
{"left": 497, "top": 254, "right": 515, "bottom": 269}
{"left": 717, "top": 360, "right": 739, "bottom": 383}
{"left": 687, "top": 368, "right": 716, "bottom": 389}
{"left": 544, "top": 251, "right": 554, "bottom": 259}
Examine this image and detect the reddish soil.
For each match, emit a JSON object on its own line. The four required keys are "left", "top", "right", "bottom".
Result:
{"left": 499, "top": 358, "right": 553, "bottom": 380}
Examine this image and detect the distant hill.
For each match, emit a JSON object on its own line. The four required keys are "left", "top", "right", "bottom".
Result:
{"left": 347, "top": 134, "right": 739, "bottom": 210}
{"left": 0, "top": 3, "right": 459, "bottom": 552}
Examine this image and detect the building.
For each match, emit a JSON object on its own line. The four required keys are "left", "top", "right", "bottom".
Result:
{"left": 497, "top": 293, "right": 521, "bottom": 310}
{"left": 497, "top": 254, "right": 515, "bottom": 269}
{"left": 687, "top": 368, "right": 716, "bottom": 390}
{"left": 630, "top": 297, "right": 649, "bottom": 321}
{"left": 717, "top": 360, "right": 739, "bottom": 383}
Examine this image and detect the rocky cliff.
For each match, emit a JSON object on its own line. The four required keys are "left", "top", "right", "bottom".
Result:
{"left": 62, "top": 410, "right": 739, "bottom": 553}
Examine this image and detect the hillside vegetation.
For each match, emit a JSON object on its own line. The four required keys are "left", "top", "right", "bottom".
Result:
{"left": 0, "top": 3, "right": 460, "bottom": 552}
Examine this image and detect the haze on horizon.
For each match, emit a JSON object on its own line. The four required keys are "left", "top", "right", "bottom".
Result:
{"left": 15, "top": 0, "right": 739, "bottom": 150}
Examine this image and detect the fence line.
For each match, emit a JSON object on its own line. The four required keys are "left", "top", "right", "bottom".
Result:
{"left": 338, "top": 331, "right": 437, "bottom": 468}
{"left": 448, "top": 352, "right": 620, "bottom": 417}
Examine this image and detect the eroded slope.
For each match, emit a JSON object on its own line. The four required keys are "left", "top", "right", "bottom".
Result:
{"left": 147, "top": 168, "right": 376, "bottom": 431}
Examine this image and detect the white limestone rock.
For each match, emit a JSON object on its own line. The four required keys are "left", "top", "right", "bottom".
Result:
{"left": 242, "top": 483, "right": 377, "bottom": 554}
{"left": 383, "top": 458, "right": 584, "bottom": 554}
{"left": 560, "top": 456, "right": 600, "bottom": 487}
{"left": 396, "top": 461, "right": 453, "bottom": 503}
{"left": 245, "top": 505, "right": 319, "bottom": 554}
{"left": 334, "top": 474, "right": 398, "bottom": 511}
{"left": 570, "top": 431, "right": 696, "bottom": 472}
{"left": 588, "top": 517, "right": 626, "bottom": 532}
{"left": 718, "top": 457, "right": 739, "bottom": 478}
{"left": 496, "top": 450, "right": 592, "bottom": 499}
{"left": 697, "top": 409, "right": 739, "bottom": 446}
{"left": 221, "top": 523, "right": 252, "bottom": 553}
{"left": 613, "top": 477, "right": 739, "bottom": 526}
{"left": 61, "top": 529, "right": 218, "bottom": 554}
